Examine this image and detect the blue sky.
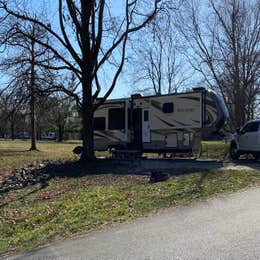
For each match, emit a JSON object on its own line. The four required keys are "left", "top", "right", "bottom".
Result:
{"left": 0, "top": 0, "right": 134, "bottom": 99}
{"left": 0, "top": 0, "right": 203, "bottom": 100}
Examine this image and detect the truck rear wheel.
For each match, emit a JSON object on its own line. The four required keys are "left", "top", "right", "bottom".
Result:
{"left": 230, "top": 143, "right": 240, "bottom": 160}
{"left": 253, "top": 153, "right": 260, "bottom": 161}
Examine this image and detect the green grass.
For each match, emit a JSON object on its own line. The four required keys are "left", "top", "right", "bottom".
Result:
{"left": 200, "top": 141, "right": 230, "bottom": 159}
{"left": 1, "top": 169, "right": 260, "bottom": 256}
{"left": 0, "top": 140, "right": 109, "bottom": 169}
{"left": 0, "top": 139, "right": 230, "bottom": 170}
{"left": 0, "top": 140, "right": 79, "bottom": 168}
{"left": 1, "top": 139, "right": 251, "bottom": 256}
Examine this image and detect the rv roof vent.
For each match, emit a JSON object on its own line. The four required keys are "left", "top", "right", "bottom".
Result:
{"left": 131, "top": 93, "right": 142, "bottom": 99}
{"left": 192, "top": 87, "right": 206, "bottom": 92}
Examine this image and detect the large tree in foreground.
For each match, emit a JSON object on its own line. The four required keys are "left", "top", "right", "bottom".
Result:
{"left": 0, "top": 0, "right": 161, "bottom": 161}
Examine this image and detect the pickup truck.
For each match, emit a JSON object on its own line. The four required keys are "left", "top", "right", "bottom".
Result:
{"left": 230, "top": 119, "right": 260, "bottom": 160}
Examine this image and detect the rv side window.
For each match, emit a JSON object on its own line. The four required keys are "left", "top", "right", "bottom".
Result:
{"left": 163, "top": 102, "right": 174, "bottom": 113}
{"left": 108, "top": 108, "right": 125, "bottom": 130}
{"left": 94, "top": 117, "right": 106, "bottom": 130}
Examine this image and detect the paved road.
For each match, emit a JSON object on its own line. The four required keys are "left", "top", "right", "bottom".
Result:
{"left": 5, "top": 187, "right": 260, "bottom": 260}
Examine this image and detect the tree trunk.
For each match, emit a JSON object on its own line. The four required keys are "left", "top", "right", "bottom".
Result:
{"left": 30, "top": 39, "right": 37, "bottom": 151}
{"left": 80, "top": 77, "right": 95, "bottom": 162}
{"left": 234, "top": 88, "right": 246, "bottom": 128}
{"left": 10, "top": 121, "right": 15, "bottom": 141}
{"left": 81, "top": 112, "right": 95, "bottom": 161}
{"left": 58, "top": 124, "right": 63, "bottom": 142}
{"left": 30, "top": 86, "right": 37, "bottom": 150}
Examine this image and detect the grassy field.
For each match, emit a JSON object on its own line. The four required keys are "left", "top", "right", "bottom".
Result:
{"left": 1, "top": 169, "right": 260, "bottom": 255}
{"left": 0, "top": 140, "right": 110, "bottom": 169}
{"left": 0, "top": 139, "right": 230, "bottom": 170}
{"left": 200, "top": 141, "right": 230, "bottom": 159}
{"left": 2, "top": 139, "right": 260, "bottom": 256}
{"left": 0, "top": 140, "right": 79, "bottom": 169}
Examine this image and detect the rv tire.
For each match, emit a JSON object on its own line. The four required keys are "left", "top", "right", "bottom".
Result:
{"left": 108, "top": 145, "right": 126, "bottom": 153}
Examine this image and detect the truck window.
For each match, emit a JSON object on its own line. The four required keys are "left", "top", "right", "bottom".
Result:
{"left": 242, "top": 122, "right": 259, "bottom": 133}
{"left": 162, "top": 102, "right": 174, "bottom": 113}
{"left": 248, "top": 122, "right": 259, "bottom": 132}
{"left": 250, "top": 122, "right": 259, "bottom": 132}
{"left": 94, "top": 117, "right": 106, "bottom": 130}
{"left": 108, "top": 108, "right": 125, "bottom": 130}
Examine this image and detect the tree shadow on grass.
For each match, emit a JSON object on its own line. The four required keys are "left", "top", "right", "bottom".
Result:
{"left": 0, "top": 157, "right": 242, "bottom": 205}
{"left": 0, "top": 159, "right": 148, "bottom": 208}
{"left": 0, "top": 159, "right": 139, "bottom": 196}
{"left": 0, "top": 149, "right": 34, "bottom": 157}
{"left": 0, "top": 182, "right": 47, "bottom": 208}
{"left": 195, "top": 171, "right": 210, "bottom": 193}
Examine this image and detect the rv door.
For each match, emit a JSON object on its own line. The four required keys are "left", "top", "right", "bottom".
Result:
{"left": 143, "top": 109, "right": 151, "bottom": 143}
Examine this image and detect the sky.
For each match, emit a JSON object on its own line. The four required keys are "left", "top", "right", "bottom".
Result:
{"left": 0, "top": 0, "right": 132, "bottom": 99}
{"left": 0, "top": 0, "right": 203, "bottom": 100}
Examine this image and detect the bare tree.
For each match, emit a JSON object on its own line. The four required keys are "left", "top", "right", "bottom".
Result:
{"left": 37, "top": 93, "right": 75, "bottom": 142}
{"left": 0, "top": 20, "right": 57, "bottom": 150}
{"left": 0, "top": 89, "right": 27, "bottom": 140}
{"left": 129, "top": 2, "right": 191, "bottom": 95}
{"left": 0, "top": 0, "right": 162, "bottom": 161}
{"left": 176, "top": 0, "right": 260, "bottom": 129}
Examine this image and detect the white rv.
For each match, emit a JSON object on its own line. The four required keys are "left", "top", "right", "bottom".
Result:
{"left": 93, "top": 88, "right": 228, "bottom": 154}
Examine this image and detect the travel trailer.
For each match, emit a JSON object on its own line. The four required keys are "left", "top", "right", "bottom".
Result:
{"left": 93, "top": 88, "right": 228, "bottom": 155}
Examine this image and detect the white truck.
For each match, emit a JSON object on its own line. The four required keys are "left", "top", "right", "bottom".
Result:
{"left": 93, "top": 87, "right": 228, "bottom": 156}
{"left": 230, "top": 119, "right": 260, "bottom": 160}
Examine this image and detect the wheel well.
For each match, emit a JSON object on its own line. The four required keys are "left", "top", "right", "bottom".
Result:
{"left": 230, "top": 141, "right": 237, "bottom": 147}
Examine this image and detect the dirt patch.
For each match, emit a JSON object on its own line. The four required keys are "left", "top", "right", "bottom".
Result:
{"left": 0, "top": 160, "right": 57, "bottom": 192}
{"left": 220, "top": 160, "right": 260, "bottom": 171}
{"left": 0, "top": 159, "right": 151, "bottom": 195}
{"left": 0, "top": 167, "right": 13, "bottom": 184}
{"left": 1, "top": 158, "right": 260, "bottom": 195}
{"left": 222, "top": 165, "right": 260, "bottom": 171}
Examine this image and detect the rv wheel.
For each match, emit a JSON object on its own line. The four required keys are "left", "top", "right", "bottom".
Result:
{"left": 107, "top": 145, "right": 126, "bottom": 153}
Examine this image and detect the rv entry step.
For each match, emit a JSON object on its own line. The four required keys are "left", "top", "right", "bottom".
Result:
{"left": 111, "top": 150, "right": 142, "bottom": 160}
